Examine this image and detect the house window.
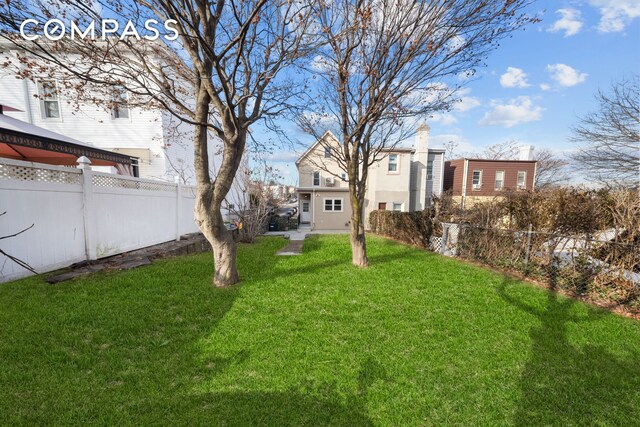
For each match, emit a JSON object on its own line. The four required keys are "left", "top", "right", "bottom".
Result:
{"left": 517, "top": 171, "right": 526, "bottom": 189}
{"left": 388, "top": 154, "right": 398, "bottom": 172}
{"left": 313, "top": 171, "right": 320, "bottom": 186}
{"left": 131, "top": 158, "right": 140, "bottom": 178}
{"left": 472, "top": 170, "right": 482, "bottom": 190}
{"left": 38, "top": 81, "right": 60, "bottom": 119}
{"left": 341, "top": 172, "right": 347, "bottom": 182}
{"left": 392, "top": 202, "right": 402, "bottom": 212}
{"left": 495, "top": 170, "right": 504, "bottom": 190}
{"left": 323, "top": 198, "right": 343, "bottom": 212}
{"left": 111, "top": 86, "right": 130, "bottom": 119}
{"left": 426, "top": 160, "right": 434, "bottom": 180}
{"left": 324, "top": 147, "right": 331, "bottom": 158}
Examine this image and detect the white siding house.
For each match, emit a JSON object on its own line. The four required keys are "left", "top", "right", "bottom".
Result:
{"left": 0, "top": 44, "right": 245, "bottom": 209}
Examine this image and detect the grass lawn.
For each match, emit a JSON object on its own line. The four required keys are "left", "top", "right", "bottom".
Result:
{"left": 1, "top": 235, "right": 639, "bottom": 426}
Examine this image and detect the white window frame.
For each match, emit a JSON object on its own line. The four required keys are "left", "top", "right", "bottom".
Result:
{"left": 111, "top": 86, "right": 130, "bottom": 120}
{"left": 472, "top": 170, "right": 482, "bottom": 190}
{"left": 426, "top": 160, "right": 434, "bottom": 180}
{"left": 323, "top": 198, "right": 344, "bottom": 212}
{"left": 341, "top": 172, "right": 347, "bottom": 182}
{"left": 517, "top": 171, "right": 527, "bottom": 189}
{"left": 313, "top": 171, "right": 320, "bottom": 186}
{"left": 38, "top": 80, "right": 61, "bottom": 120}
{"left": 388, "top": 154, "right": 398, "bottom": 173}
{"left": 392, "top": 202, "right": 403, "bottom": 212}
{"left": 495, "top": 170, "right": 505, "bottom": 190}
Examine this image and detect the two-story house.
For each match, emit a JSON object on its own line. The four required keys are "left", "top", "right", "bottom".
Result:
{"left": 443, "top": 147, "right": 537, "bottom": 209}
{"left": 0, "top": 43, "right": 218, "bottom": 183}
{"left": 295, "top": 124, "right": 445, "bottom": 231}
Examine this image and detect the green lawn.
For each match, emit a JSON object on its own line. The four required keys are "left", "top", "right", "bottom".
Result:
{"left": 1, "top": 235, "right": 639, "bottom": 426}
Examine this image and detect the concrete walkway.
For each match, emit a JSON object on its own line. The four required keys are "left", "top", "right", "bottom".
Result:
{"left": 276, "top": 239, "right": 305, "bottom": 256}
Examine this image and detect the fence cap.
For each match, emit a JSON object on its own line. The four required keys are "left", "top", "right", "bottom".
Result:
{"left": 76, "top": 156, "right": 92, "bottom": 169}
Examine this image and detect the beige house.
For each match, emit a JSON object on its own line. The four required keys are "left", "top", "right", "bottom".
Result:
{"left": 296, "top": 125, "right": 445, "bottom": 231}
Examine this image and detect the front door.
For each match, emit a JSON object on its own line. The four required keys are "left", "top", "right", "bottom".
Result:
{"left": 301, "top": 201, "right": 311, "bottom": 223}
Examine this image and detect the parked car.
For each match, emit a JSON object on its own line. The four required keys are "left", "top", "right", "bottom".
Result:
{"left": 276, "top": 207, "right": 294, "bottom": 218}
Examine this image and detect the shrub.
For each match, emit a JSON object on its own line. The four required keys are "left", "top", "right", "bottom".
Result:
{"left": 369, "top": 209, "right": 435, "bottom": 248}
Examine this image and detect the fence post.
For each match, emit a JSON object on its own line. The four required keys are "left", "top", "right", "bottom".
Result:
{"left": 440, "top": 223, "right": 449, "bottom": 255}
{"left": 175, "top": 176, "right": 182, "bottom": 242}
{"left": 78, "top": 156, "right": 97, "bottom": 261}
{"left": 524, "top": 223, "right": 533, "bottom": 266}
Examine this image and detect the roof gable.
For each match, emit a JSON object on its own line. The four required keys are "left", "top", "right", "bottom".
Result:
{"left": 295, "top": 130, "right": 340, "bottom": 166}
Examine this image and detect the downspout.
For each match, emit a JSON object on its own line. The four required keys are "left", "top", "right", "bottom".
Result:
{"left": 22, "top": 79, "right": 33, "bottom": 124}
{"left": 312, "top": 189, "right": 315, "bottom": 231}
{"left": 461, "top": 159, "right": 469, "bottom": 210}
{"left": 438, "top": 152, "right": 445, "bottom": 198}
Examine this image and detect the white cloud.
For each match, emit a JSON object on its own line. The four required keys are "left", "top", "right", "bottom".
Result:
{"left": 454, "top": 88, "right": 481, "bottom": 112}
{"left": 478, "top": 96, "right": 544, "bottom": 128}
{"left": 425, "top": 87, "right": 480, "bottom": 127}
{"left": 589, "top": 0, "right": 640, "bottom": 33}
{"left": 499, "top": 67, "right": 530, "bottom": 88}
{"left": 548, "top": 8, "right": 583, "bottom": 37}
{"left": 266, "top": 151, "right": 299, "bottom": 163}
{"left": 546, "top": 63, "right": 588, "bottom": 87}
{"left": 540, "top": 83, "right": 551, "bottom": 91}
{"left": 430, "top": 113, "right": 458, "bottom": 126}
{"left": 309, "top": 55, "right": 333, "bottom": 73}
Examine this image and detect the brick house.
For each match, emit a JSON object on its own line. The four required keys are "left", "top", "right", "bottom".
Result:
{"left": 444, "top": 150, "right": 537, "bottom": 209}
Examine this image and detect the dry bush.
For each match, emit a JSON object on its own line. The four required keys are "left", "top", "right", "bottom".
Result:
{"left": 369, "top": 209, "right": 435, "bottom": 248}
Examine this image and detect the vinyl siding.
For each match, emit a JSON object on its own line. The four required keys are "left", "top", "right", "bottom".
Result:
{"left": 0, "top": 70, "right": 167, "bottom": 179}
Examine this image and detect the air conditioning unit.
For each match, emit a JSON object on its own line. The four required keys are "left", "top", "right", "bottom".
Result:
{"left": 472, "top": 183, "right": 481, "bottom": 190}
{"left": 325, "top": 177, "right": 335, "bottom": 186}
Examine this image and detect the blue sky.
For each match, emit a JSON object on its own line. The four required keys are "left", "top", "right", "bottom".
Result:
{"left": 265, "top": 0, "right": 640, "bottom": 185}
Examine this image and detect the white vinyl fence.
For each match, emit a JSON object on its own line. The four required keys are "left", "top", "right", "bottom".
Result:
{"left": 0, "top": 158, "right": 199, "bottom": 282}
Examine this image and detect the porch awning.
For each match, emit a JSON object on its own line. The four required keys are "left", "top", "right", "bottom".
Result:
{"left": 0, "top": 113, "right": 134, "bottom": 168}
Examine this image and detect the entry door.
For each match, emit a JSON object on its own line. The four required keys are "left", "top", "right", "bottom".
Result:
{"left": 378, "top": 202, "right": 387, "bottom": 210}
{"left": 301, "top": 201, "right": 311, "bottom": 223}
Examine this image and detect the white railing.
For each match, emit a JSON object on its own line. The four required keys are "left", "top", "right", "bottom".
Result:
{"left": 0, "top": 158, "right": 199, "bottom": 282}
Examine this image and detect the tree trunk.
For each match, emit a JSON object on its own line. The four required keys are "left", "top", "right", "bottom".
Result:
{"left": 194, "top": 189, "right": 240, "bottom": 287}
{"left": 350, "top": 193, "right": 369, "bottom": 267}
{"left": 192, "top": 87, "right": 242, "bottom": 287}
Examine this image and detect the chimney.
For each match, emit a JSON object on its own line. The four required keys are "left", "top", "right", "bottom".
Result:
{"left": 518, "top": 145, "right": 534, "bottom": 161}
{"left": 415, "top": 123, "right": 430, "bottom": 153}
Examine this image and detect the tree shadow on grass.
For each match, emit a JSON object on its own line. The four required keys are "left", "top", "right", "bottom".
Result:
{"left": 136, "top": 357, "right": 384, "bottom": 426}
{"left": 132, "top": 388, "right": 373, "bottom": 426}
{"left": 497, "top": 276, "right": 640, "bottom": 426}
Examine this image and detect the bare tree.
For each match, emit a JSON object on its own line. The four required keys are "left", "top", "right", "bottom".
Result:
{"left": 298, "top": 0, "right": 535, "bottom": 267}
{"left": 1, "top": 0, "right": 316, "bottom": 286}
{"left": 0, "top": 212, "right": 37, "bottom": 275}
{"left": 482, "top": 139, "right": 521, "bottom": 160}
{"left": 444, "top": 140, "right": 460, "bottom": 161}
{"left": 533, "top": 148, "right": 569, "bottom": 188}
{"left": 227, "top": 154, "right": 282, "bottom": 243}
{"left": 570, "top": 74, "right": 640, "bottom": 186}
{"left": 481, "top": 141, "right": 569, "bottom": 188}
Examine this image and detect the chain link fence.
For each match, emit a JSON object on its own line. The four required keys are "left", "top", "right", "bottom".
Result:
{"left": 453, "top": 223, "right": 639, "bottom": 310}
